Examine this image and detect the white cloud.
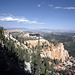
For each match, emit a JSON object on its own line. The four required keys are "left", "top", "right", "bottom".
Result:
{"left": 55, "top": 6, "right": 75, "bottom": 10}
{"left": 0, "top": 15, "right": 44, "bottom": 24}
{"left": 64, "top": 7, "right": 75, "bottom": 10}
{"left": 55, "top": 7, "right": 62, "bottom": 9}
{"left": 37, "top": 4, "right": 41, "bottom": 7}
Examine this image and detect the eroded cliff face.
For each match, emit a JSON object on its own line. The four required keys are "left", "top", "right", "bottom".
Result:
{"left": 24, "top": 39, "right": 69, "bottom": 61}
{"left": 41, "top": 43, "right": 69, "bottom": 61}
{"left": 4, "top": 30, "right": 69, "bottom": 61}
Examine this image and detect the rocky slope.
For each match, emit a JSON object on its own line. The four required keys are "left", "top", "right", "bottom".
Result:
{"left": 41, "top": 43, "right": 69, "bottom": 61}
{"left": 24, "top": 38, "right": 69, "bottom": 61}
{"left": 0, "top": 44, "right": 31, "bottom": 75}
{"left": 4, "top": 30, "right": 69, "bottom": 62}
{"left": 4, "top": 30, "right": 75, "bottom": 73}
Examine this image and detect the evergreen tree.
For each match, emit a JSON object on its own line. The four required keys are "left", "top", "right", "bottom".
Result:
{"left": 31, "top": 47, "right": 36, "bottom": 74}
{"left": 0, "top": 27, "right": 4, "bottom": 40}
{"left": 50, "top": 60, "right": 54, "bottom": 75}
{"left": 31, "top": 38, "right": 46, "bottom": 75}
{"left": 43, "top": 57, "right": 50, "bottom": 74}
{"left": 0, "top": 27, "right": 4, "bottom": 45}
{"left": 16, "top": 36, "right": 18, "bottom": 39}
{"left": 25, "top": 49, "right": 30, "bottom": 62}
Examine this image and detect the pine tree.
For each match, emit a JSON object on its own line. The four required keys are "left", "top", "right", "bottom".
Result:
{"left": 31, "top": 38, "right": 46, "bottom": 75}
{"left": 50, "top": 60, "right": 54, "bottom": 75}
{"left": 0, "top": 27, "right": 4, "bottom": 40}
{"left": 25, "top": 49, "right": 30, "bottom": 62}
{"left": 43, "top": 57, "right": 50, "bottom": 74}
{"left": 0, "top": 27, "right": 4, "bottom": 45}
{"left": 35, "top": 37, "right": 42, "bottom": 75}
{"left": 31, "top": 46, "right": 36, "bottom": 74}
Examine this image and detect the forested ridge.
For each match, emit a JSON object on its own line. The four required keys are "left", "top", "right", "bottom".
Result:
{"left": 0, "top": 27, "right": 31, "bottom": 75}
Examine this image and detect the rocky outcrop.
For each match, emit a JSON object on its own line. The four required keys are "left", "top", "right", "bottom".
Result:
{"left": 24, "top": 39, "right": 69, "bottom": 61}
{"left": 41, "top": 43, "right": 69, "bottom": 61}
{"left": 19, "top": 33, "right": 41, "bottom": 39}
{"left": 24, "top": 38, "right": 47, "bottom": 48}
{"left": 50, "top": 43, "right": 69, "bottom": 61}
{"left": 4, "top": 30, "right": 69, "bottom": 62}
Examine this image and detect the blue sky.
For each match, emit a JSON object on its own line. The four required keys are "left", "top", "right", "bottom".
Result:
{"left": 0, "top": 0, "right": 75, "bottom": 30}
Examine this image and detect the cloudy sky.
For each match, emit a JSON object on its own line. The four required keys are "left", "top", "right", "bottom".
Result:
{"left": 0, "top": 0, "right": 75, "bottom": 30}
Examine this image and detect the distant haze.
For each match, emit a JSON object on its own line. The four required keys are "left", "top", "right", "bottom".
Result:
{"left": 5, "top": 28, "right": 75, "bottom": 33}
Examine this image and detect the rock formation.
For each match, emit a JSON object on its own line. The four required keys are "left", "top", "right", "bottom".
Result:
{"left": 41, "top": 42, "right": 69, "bottom": 61}
{"left": 6, "top": 30, "right": 23, "bottom": 33}
{"left": 24, "top": 39, "right": 69, "bottom": 61}
{"left": 4, "top": 30, "right": 69, "bottom": 62}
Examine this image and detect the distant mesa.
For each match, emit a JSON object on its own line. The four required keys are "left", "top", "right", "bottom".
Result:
{"left": 6, "top": 30, "right": 23, "bottom": 33}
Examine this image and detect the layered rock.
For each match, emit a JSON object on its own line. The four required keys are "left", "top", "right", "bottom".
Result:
{"left": 4, "top": 30, "right": 69, "bottom": 61}
{"left": 24, "top": 39, "right": 69, "bottom": 61}
{"left": 41, "top": 43, "right": 69, "bottom": 61}
{"left": 51, "top": 43, "right": 69, "bottom": 61}
{"left": 24, "top": 38, "right": 47, "bottom": 48}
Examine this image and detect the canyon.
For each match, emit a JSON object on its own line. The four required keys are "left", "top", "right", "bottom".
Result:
{"left": 24, "top": 38, "right": 69, "bottom": 62}
{"left": 4, "top": 30, "right": 69, "bottom": 61}
{"left": 3, "top": 29, "right": 75, "bottom": 74}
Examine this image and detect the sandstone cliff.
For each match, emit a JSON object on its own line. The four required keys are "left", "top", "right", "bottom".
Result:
{"left": 41, "top": 43, "right": 69, "bottom": 61}
{"left": 24, "top": 39, "right": 69, "bottom": 61}
{"left": 4, "top": 30, "right": 69, "bottom": 61}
